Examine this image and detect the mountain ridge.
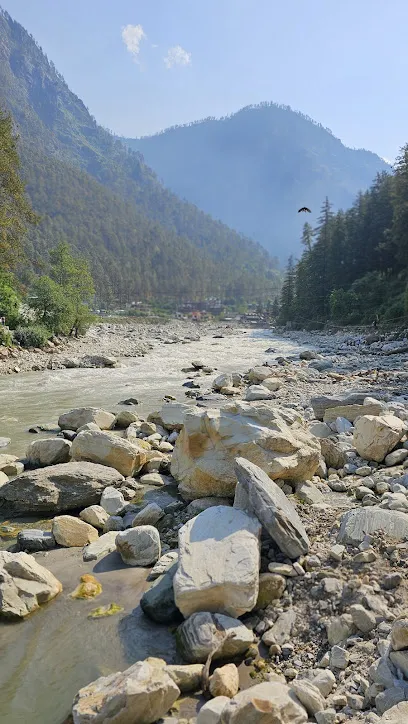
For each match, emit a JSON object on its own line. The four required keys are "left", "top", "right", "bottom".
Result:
{"left": 0, "top": 8, "right": 278, "bottom": 303}
{"left": 121, "top": 102, "right": 390, "bottom": 259}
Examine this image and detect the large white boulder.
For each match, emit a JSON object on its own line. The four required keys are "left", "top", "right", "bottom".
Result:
{"left": 0, "top": 462, "right": 124, "bottom": 514}
{"left": 338, "top": 507, "right": 408, "bottom": 545}
{"left": 177, "top": 611, "right": 254, "bottom": 663}
{"left": 353, "top": 414, "right": 406, "bottom": 463}
{"left": 26, "top": 438, "right": 72, "bottom": 466}
{"left": 248, "top": 366, "right": 278, "bottom": 383}
{"left": 58, "top": 407, "right": 115, "bottom": 431}
{"left": 72, "top": 657, "right": 180, "bottom": 724}
{"left": 220, "top": 681, "right": 308, "bottom": 723}
{"left": 71, "top": 430, "right": 147, "bottom": 476}
{"left": 0, "top": 551, "right": 62, "bottom": 618}
{"left": 174, "top": 506, "right": 261, "bottom": 618}
{"left": 234, "top": 458, "right": 309, "bottom": 559}
{"left": 79, "top": 504, "right": 109, "bottom": 530}
{"left": 149, "top": 402, "right": 195, "bottom": 431}
{"left": 171, "top": 401, "right": 320, "bottom": 500}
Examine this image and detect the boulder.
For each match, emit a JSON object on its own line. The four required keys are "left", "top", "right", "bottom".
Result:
{"left": 174, "top": 506, "right": 261, "bottom": 618}
{"left": 83, "top": 531, "right": 119, "bottom": 561}
{"left": 72, "top": 658, "right": 180, "bottom": 724}
{"left": 323, "top": 402, "right": 383, "bottom": 422}
{"left": 256, "top": 573, "right": 286, "bottom": 608}
{"left": 338, "top": 507, "right": 408, "bottom": 545}
{"left": 209, "top": 663, "right": 239, "bottom": 698}
{"left": 16, "top": 529, "right": 56, "bottom": 552}
{"left": 290, "top": 679, "right": 326, "bottom": 716}
{"left": 245, "top": 385, "right": 275, "bottom": 401}
{"left": 295, "top": 480, "right": 324, "bottom": 505}
{"left": 0, "top": 462, "right": 124, "bottom": 514}
{"left": 177, "top": 611, "right": 254, "bottom": 663}
{"left": 186, "top": 497, "right": 232, "bottom": 516}
{"left": 353, "top": 415, "right": 406, "bottom": 463}
{"left": 116, "top": 526, "right": 161, "bottom": 566}
{"left": 149, "top": 402, "right": 194, "bottom": 431}
{"left": 220, "top": 681, "right": 308, "bottom": 723}
{"left": 58, "top": 407, "right": 115, "bottom": 431}
{"left": 0, "top": 471, "right": 8, "bottom": 486}
{"left": 100, "top": 486, "right": 126, "bottom": 515}
{"left": 166, "top": 664, "right": 204, "bottom": 693}
{"left": 311, "top": 392, "right": 379, "bottom": 420}
{"left": 26, "top": 437, "right": 72, "bottom": 467}
{"left": 391, "top": 618, "right": 408, "bottom": 651}
{"left": 79, "top": 505, "right": 109, "bottom": 529}
{"left": 115, "top": 410, "right": 140, "bottom": 428}
{"left": 147, "top": 551, "right": 179, "bottom": 581}
{"left": 234, "top": 458, "right": 309, "bottom": 559}
{"left": 52, "top": 515, "right": 99, "bottom": 547}
{"left": 140, "top": 562, "right": 181, "bottom": 624}
{"left": 71, "top": 430, "right": 147, "bottom": 476}
{"left": 127, "top": 503, "right": 164, "bottom": 527}
{"left": 319, "top": 438, "right": 348, "bottom": 469}
{"left": 0, "top": 551, "right": 62, "bottom": 618}
{"left": 380, "top": 702, "right": 408, "bottom": 723}
{"left": 262, "top": 609, "right": 297, "bottom": 646}
{"left": 248, "top": 366, "right": 278, "bottom": 383}
{"left": 171, "top": 401, "right": 320, "bottom": 500}
{"left": 213, "top": 373, "right": 233, "bottom": 390}
{"left": 197, "top": 697, "right": 230, "bottom": 724}
{"left": 262, "top": 377, "right": 282, "bottom": 392}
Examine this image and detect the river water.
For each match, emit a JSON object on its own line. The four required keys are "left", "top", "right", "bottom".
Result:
{"left": 0, "top": 328, "right": 313, "bottom": 724}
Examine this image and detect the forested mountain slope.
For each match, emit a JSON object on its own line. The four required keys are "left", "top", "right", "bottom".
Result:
{"left": 0, "top": 9, "right": 278, "bottom": 302}
{"left": 123, "top": 104, "right": 390, "bottom": 259}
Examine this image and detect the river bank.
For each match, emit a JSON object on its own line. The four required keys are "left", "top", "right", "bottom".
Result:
{"left": 2, "top": 325, "right": 408, "bottom": 723}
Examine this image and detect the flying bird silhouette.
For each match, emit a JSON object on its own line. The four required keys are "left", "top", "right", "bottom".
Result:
{"left": 298, "top": 207, "right": 311, "bottom": 213}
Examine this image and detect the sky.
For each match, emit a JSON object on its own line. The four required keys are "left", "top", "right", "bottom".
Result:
{"left": 2, "top": 0, "right": 408, "bottom": 162}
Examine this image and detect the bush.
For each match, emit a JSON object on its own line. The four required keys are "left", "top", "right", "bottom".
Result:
{"left": 0, "top": 326, "right": 12, "bottom": 347}
{"left": 0, "top": 279, "right": 21, "bottom": 329}
{"left": 13, "top": 325, "right": 50, "bottom": 348}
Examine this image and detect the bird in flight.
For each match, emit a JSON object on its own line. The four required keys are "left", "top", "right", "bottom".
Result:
{"left": 298, "top": 207, "right": 311, "bottom": 213}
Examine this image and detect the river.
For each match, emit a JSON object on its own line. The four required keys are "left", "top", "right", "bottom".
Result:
{"left": 0, "top": 328, "right": 313, "bottom": 724}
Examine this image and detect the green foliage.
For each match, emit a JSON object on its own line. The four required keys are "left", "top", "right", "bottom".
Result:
{"left": 281, "top": 157, "right": 408, "bottom": 327}
{"left": 30, "top": 276, "right": 73, "bottom": 334}
{"left": 13, "top": 324, "right": 50, "bottom": 348}
{"left": 0, "top": 326, "right": 12, "bottom": 347}
{"left": 0, "top": 107, "right": 38, "bottom": 269}
{"left": 0, "top": 273, "right": 21, "bottom": 328}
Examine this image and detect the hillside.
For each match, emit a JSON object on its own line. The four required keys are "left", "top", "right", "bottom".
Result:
{"left": 122, "top": 104, "right": 390, "bottom": 259}
{"left": 0, "top": 9, "right": 278, "bottom": 302}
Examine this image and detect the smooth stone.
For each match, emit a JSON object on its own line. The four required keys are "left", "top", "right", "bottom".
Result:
{"left": 209, "top": 663, "right": 239, "bottom": 698}
{"left": 83, "top": 531, "right": 118, "bottom": 562}
{"left": 140, "top": 562, "right": 181, "bottom": 624}
{"left": 177, "top": 611, "right": 254, "bottom": 663}
{"left": 16, "top": 529, "right": 56, "bottom": 552}
{"left": 58, "top": 407, "right": 115, "bottom": 431}
{"left": 100, "top": 486, "right": 126, "bottom": 515}
{"left": 220, "top": 681, "right": 308, "bottom": 723}
{"left": 338, "top": 508, "right": 408, "bottom": 545}
{"left": 0, "top": 551, "right": 62, "bottom": 618}
{"left": 116, "top": 526, "right": 161, "bottom": 566}
{"left": 79, "top": 505, "right": 109, "bottom": 530}
{"left": 52, "top": 515, "right": 99, "bottom": 547}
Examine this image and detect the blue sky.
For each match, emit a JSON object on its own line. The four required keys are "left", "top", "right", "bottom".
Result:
{"left": 3, "top": 0, "right": 408, "bottom": 161}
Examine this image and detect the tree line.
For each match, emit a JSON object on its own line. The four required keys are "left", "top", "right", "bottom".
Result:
{"left": 0, "top": 108, "right": 95, "bottom": 347}
{"left": 277, "top": 148, "right": 408, "bottom": 328}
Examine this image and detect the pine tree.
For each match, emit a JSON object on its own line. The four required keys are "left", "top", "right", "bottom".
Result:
{"left": 278, "top": 255, "right": 296, "bottom": 324}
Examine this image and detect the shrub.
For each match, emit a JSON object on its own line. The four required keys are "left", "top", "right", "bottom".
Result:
{"left": 13, "top": 324, "right": 50, "bottom": 349}
{"left": 0, "top": 326, "right": 12, "bottom": 347}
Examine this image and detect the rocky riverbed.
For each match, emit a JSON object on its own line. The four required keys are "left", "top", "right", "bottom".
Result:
{"left": 2, "top": 324, "right": 408, "bottom": 724}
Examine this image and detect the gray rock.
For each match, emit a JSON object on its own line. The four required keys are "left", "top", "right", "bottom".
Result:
{"left": 311, "top": 392, "right": 379, "bottom": 421}
{"left": 219, "top": 681, "right": 308, "bottom": 723}
{"left": 147, "top": 551, "right": 179, "bottom": 581}
{"left": 338, "top": 508, "right": 408, "bottom": 545}
{"left": 0, "top": 462, "right": 124, "bottom": 514}
{"left": 262, "top": 609, "right": 297, "bottom": 646}
{"left": 197, "top": 697, "right": 229, "bottom": 724}
{"left": 295, "top": 480, "right": 324, "bottom": 505}
{"left": 385, "top": 449, "right": 408, "bottom": 467}
{"left": 350, "top": 604, "right": 377, "bottom": 633}
{"left": 174, "top": 505, "right": 261, "bottom": 619}
{"left": 290, "top": 679, "right": 326, "bottom": 716}
{"left": 177, "top": 611, "right": 254, "bottom": 663}
{"left": 100, "top": 486, "right": 126, "bottom": 515}
{"left": 79, "top": 504, "right": 109, "bottom": 530}
{"left": 128, "top": 503, "right": 164, "bottom": 527}
{"left": 0, "top": 438, "right": 11, "bottom": 448}
{"left": 58, "top": 407, "right": 115, "bottom": 431}
{"left": 330, "top": 645, "right": 349, "bottom": 670}
{"left": 72, "top": 658, "right": 180, "bottom": 724}
{"left": 116, "top": 525, "right": 161, "bottom": 566}
{"left": 26, "top": 437, "right": 72, "bottom": 466}
{"left": 83, "top": 531, "right": 119, "bottom": 561}
{"left": 234, "top": 458, "right": 309, "bottom": 559}
{"left": 16, "top": 529, "right": 56, "bottom": 552}
{"left": 309, "top": 422, "right": 332, "bottom": 439}
{"left": 140, "top": 562, "right": 181, "bottom": 624}
{"left": 103, "top": 515, "right": 125, "bottom": 532}
{"left": 0, "top": 551, "right": 62, "bottom": 618}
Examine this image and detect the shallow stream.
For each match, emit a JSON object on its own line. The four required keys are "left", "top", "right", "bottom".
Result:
{"left": 0, "top": 328, "right": 313, "bottom": 724}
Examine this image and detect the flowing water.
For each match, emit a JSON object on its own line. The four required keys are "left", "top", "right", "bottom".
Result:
{"left": 0, "top": 328, "right": 313, "bottom": 724}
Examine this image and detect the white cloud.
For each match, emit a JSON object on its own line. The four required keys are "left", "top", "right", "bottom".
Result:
{"left": 122, "top": 24, "right": 146, "bottom": 61}
{"left": 164, "top": 45, "right": 192, "bottom": 69}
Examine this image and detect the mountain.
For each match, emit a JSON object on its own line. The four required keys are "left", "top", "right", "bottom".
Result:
{"left": 121, "top": 104, "right": 390, "bottom": 260}
{"left": 0, "top": 9, "right": 279, "bottom": 303}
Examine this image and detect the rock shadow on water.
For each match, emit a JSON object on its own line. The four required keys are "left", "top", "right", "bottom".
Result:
{"left": 92, "top": 550, "right": 129, "bottom": 573}
{"left": 118, "top": 604, "right": 181, "bottom": 666}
